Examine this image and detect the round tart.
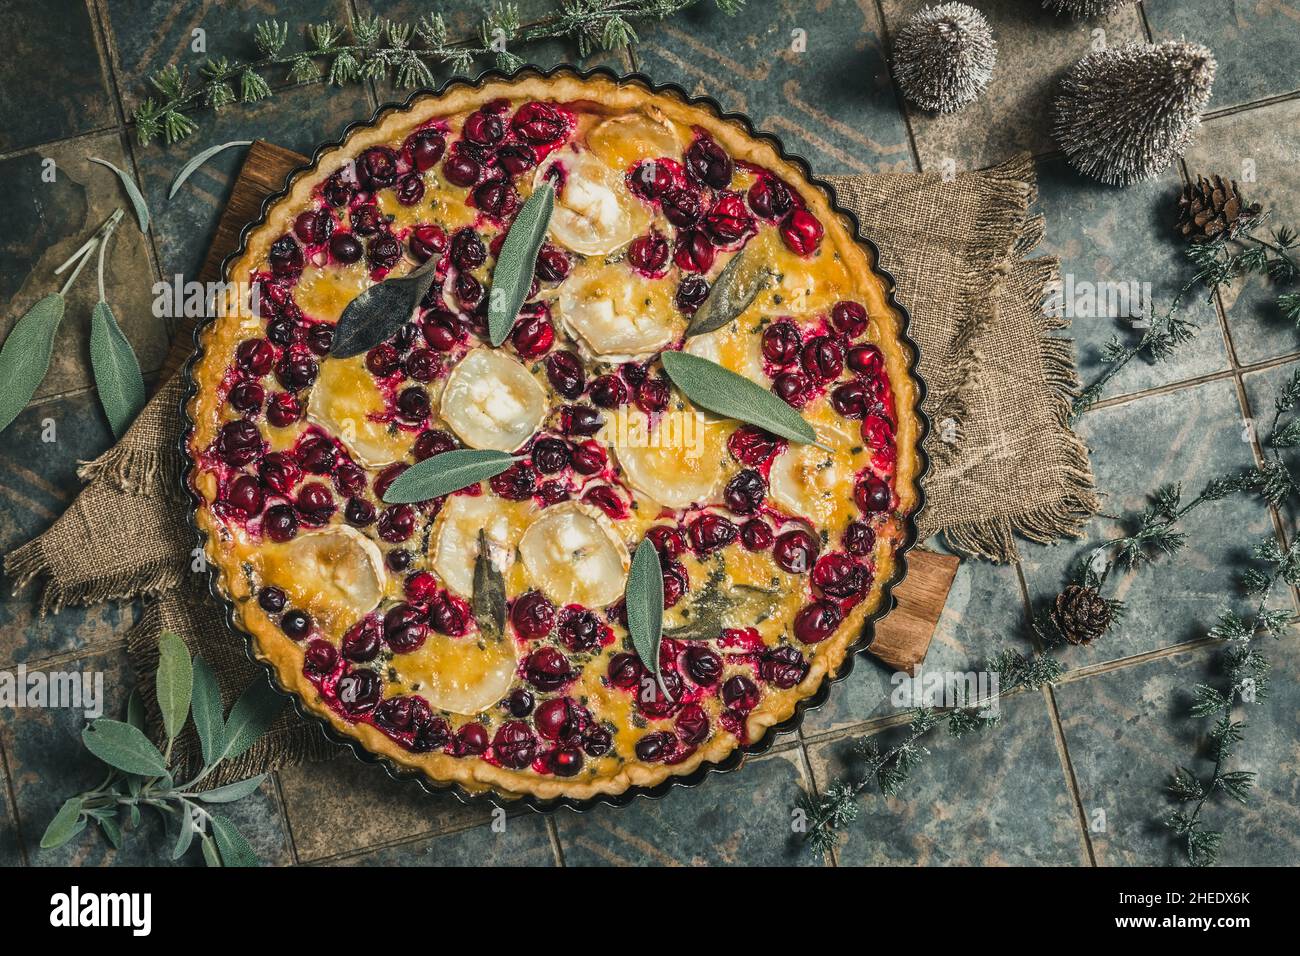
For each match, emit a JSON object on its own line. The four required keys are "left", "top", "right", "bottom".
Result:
{"left": 184, "top": 70, "right": 924, "bottom": 804}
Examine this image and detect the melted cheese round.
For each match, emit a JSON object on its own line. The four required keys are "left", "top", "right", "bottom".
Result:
{"left": 613, "top": 405, "right": 733, "bottom": 509}
{"left": 439, "top": 349, "right": 547, "bottom": 452}
{"left": 519, "top": 502, "right": 630, "bottom": 608}
{"left": 537, "top": 149, "right": 649, "bottom": 255}
{"left": 254, "top": 526, "right": 385, "bottom": 637}
{"left": 768, "top": 420, "right": 859, "bottom": 530}
{"left": 558, "top": 259, "right": 682, "bottom": 361}
{"left": 587, "top": 110, "right": 687, "bottom": 169}
{"left": 307, "top": 354, "right": 412, "bottom": 467}
{"left": 404, "top": 632, "right": 519, "bottom": 716}
{"left": 430, "top": 493, "right": 535, "bottom": 598}
{"left": 683, "top": 323, "right": 768, "bottom": 387}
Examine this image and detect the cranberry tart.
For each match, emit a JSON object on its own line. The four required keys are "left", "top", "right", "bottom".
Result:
{"left": 185, "top": 71, "right": 924, "bottom": 802}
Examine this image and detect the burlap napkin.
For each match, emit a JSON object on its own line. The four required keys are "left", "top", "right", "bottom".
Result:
{"left": 5, "top": 152, "right": 1096, "bottom": 783}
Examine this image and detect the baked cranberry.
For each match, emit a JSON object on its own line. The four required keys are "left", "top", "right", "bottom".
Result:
{"left": 781, "top": 209, "right": 823, "bottom": 256}
{"left": 295, "top": 482, "right": 336, "bottom": 524}
{"left": 413, "top": 428, "right": 456, "bottom": 462}
{"left": 305, "top": 324, "right": 334, "bottom": 356}
{"left": 377, "top": 504, "right": 416, "bottom": 542}
{"left": 843, "top": 520, "right": 875, "bottom": 556}
{"left": 685, "top": 137, "right": 733, "bottom": 188}
{"left": 350, "top": 205, "right": 382, "bottom": 237}
{"left": 628, "top": 231, "right": 670, "bottom": 274}
{"left": 297, "top": 435, "right": 337, "bottom": 475}
{"left": 264, "top": 315, "right": 295, "bottom": 345}
{"left": 258, "top": 587, "right": 286, "bottom": 614}
{"left": 636, "top": 377, "right": 670, "bottom": 413}
{"left": 403, "top": 348, "right": 439, "bottom": 383}
{"left": 760, "top": 645, "right": 807, "bottom": 688}
{"left": 450, "top": 229, "right": 486, "bottom": 271}
{"left": 588, "top": 374, "right": 628, "bottom": 409}
{"left": 421, "top": 314, "right": 462, "bottom": 352}
{"left": 530, "top": 436, "right": 570, "bottom": 474}
{"left": 396, "top": 386, "right": 431, "bottom": 422}
{"left": 772, "top": 371, "right": 808, "bottom": 406}
{"left": 464, "top": 109, "right": 505, "bottom": 145}
{"left": 409, "top": 224, "right": 446, "bottom": 263}
{"left": 794, "top": 599, "right": 842, "bottom": 644}
{"left": 675, "top": 704, "right": 711, "bottom": 744}
{"left": 304, "top": 639, "right": 339, "bottom": 677}
{"left": 728, "top": 424, "right": 784, "bottom": 466}
{"left": 583, "top": 725, "right": 612, "bottom": 756}
{"left": 812, "top": 553, "right": 869, "bottom": 600}
{"left": 511, "top": 312, "right": 554, "bottom": 359}
{"left": 490, "top": 461, "right": 538, "bottom": 500}
{"left": 281, "top": 609, "right": 311, "bottom": 639}
{"left": 294, "top": 209, "right": 334, "bottom": 244}
{"left": 582, "top": 484, "right": 625, "bottom": 520}
{"left": 675, "top": 274, "right": 710, "bottom": 313}
{"left": 404, "top": 571, "right": 439, "bottom": 604}
{"left": 475, "top": 179, "right": 518, "bottom": 218}
{"left": 723, "top": 469, "right": 766, "bottom": 515}
{"left": 635, "top": 731, "right": 675, "bottom": 762}
{"left": 405, "top": 127, "right": 446, "bottom": 171}
{"left": 569, "top": 441, "right": 605, "bottom": 475}
{"left": 505, "top": 688, "right": 535, "bottom": 717}
{"left": 739, "top": 518, "right": 774, "bottom": 551}
{"left": 215, "top": 419, "right": 263, "bottom": 466}
{"left": 860, "top": 413, "right": 894, "bottom": 450}
{"left": 336, "top": 668, "right": 382, "bottom": 717}
{"left": 443, "top": 150, "right": 481, "bottom": 187}
{"left": 535, "top": 696, "right": 587, "bottom": 744}
{"left": 638, "top": 671, "right": 683, "bottom": 718}
{"left": 492, "top": 721, "right": 536, "bottom": 768}
{"left": 368, "top": 235, "right": 403, "bottom": 271}
{"left": 662, "top": 562, "right": 688, "bottom": 608}
{"left": 747, "top": 175, "right": 793, "bottom": 220}
{"left": 497, "top": 143, "right": 536, "bottom": 176}
{"left": 557, "top": 607, "right": 603, "bottom": 652}
{"left": 831, "top": 301, "right": 869, "bottom": 338}
{"left": 688, "top": 514, "right": 737, "bottom": 554}
{"left": 855, "top": 477, "right": 891, "bottom": 514}
{"left": 456, "top": 722, "right": 489, "bottom": 756}
{"left": 383, "top": 602, "right": 428, "bottom": 653}
{"left": 428, "top": 591, "right": 471, "bottom": 636}
{"left": 661, "top": 186, "right": 702, "bottom": 227}
{"left": 276, "top": 353, "right": 318, "bottom": 391}
{"left": 684, "top": 646, "right": 723, "bottom": 686}
{"left": 342, "top": 616, "right": 383, "bottom": 663}
{"left": 545, "top": 350, "right": 585, "bottom": 399}
{"left": 269, "top": 235, "right": 303, "bottom": 275}
{"left": 673, "top": 230, "right": 715, "bottom": 273}
{"left": 629, "top": 158, "right": 673, "bottom": 200}
{"left": 386, "top": 548, "right": 412, "bottom": 572}
{"left": 800, "top": 336, "right": 843, "bottom": 382}
{"left": 524, "top": 647, "right": 573, "bottom": 691}
{"left": 537, "top": 480, "right": 568, "bottom": 504}
{"left": 323, "top": 172, "right": 354, "bottom": 208}
{"left": 227, "top": 380, "right": 264, "bottom": 413}
{"left": 373, "top": 695, "right": 420, "bottom": 736}
{"left": 329, "top": 232, "right": 363, "bottom": 264}
{"left": 534, "top": 244, "right": 570, "bottom": 282}
{"left": 511, "top": 101, "right": 568, "bottom": 143}
{"left": 510, "top": 591, "right": 555, "bottom": 639}
{"left": 607, "top": 652, "right": 644, "bottom": 689}
{"left": 236, "top": 338, "right": 275, "bottom": 376}
{"left": 559, "top": 404, "right": 603, "bottom": 437}
{"left": 223, "top": 475, "right": 263, "bottom": 517}
{"left": 344, "top": 497, "right": 376, "bottom": 527}
{"left": 410, "top": 715, "right": 452, "bottom": 753}
{"left": 261, "top": 504, "right": 297, "bottom": 541}
{"left": 547, "top": 748, "right": 584, "bottom": 777}
{"left": 761, "top": 321, "right": 801, "bottom": 365}
{"left": 374, "top": 462, "right": 407, "bottom": 501}
{"left": 831, "top": 381, "right": 871, "bottom": 418}
{"left": 356, "top": 146, "right": 399, "bottom": 191}
{"left": 705, "top": 194, "right": 754, "bottom": 244}
{"left": 365, "top": 343, "right": 401, "bottom": 377}
{"left": 646, "top": 525, "right": 687, "bottom": 558}
{"left": 774, "top": 528, "right": 818, "bottom": 574}
{"left": 257, "top": 453, "right": 299, "bottom": 496}
{"left": 722, "top": 675, "right": 760, "bottom": 712}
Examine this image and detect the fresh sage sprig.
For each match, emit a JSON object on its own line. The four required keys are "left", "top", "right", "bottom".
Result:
{"left": 685, "top": 243, "right": 777, "bottom": 337}
{"left": 40, "top": 631, "right": 284, "bottom": 867}
{"left": 488, "top": 181, "right": 555, "bottom": 346}
{"left": 626, "top": 539, "right": 666, "bottom": 693}
{"left": 331, "top": 256, "right": 441, "bottom": 358}
{"left": 382, "top": 448, "right": 520, "bottom": 503}
{"left": 660, "top": 350, "right": 818, "bottom": 445}
{"left": 88, "top": 218, "right": 146, "bottom": 438}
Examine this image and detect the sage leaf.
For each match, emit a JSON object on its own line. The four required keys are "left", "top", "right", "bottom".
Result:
{"left": 660, "top": 350, "right": 817, "bottom": 445}
{"left": 88, "top": 157, "right": 150, "bottom": 233}
{"left": 200, "top": 834, "right": 222, "bottom": 867}
{"left": 0, "top": 293, "right": 64, "bottom": 435}
{"left": 190, "top": 657, "right": 225, "bottom": 767}
{"left": 196, "top": 774, "right": 268, "bottom": 804}
{"left": 209, "top": 812, "right": 260, "bottom": 867}
{"left": 488, "top": 181, "right": 554, "bottom": 346}
{"left": 40, "top": 798, "right": 85, "bottom": 850}
{"left": 382, "top": 448, "right": 519, "bottom": 504}
{"left": 685, "top": 244, "right": 777, "bottom": 337}
{"left": 89, "top": 300, "right": 146, "bottom": 438}
{"left": 155, "top": 630, "right": 193, "bottom": 746}
{"left": 473, "top": 529, "right": 507, "bottom": 641}
{"left": 331, "top": 256, "right": 440, "bottom": 358}
{"left": 126, "top": 687, "right": 145, "bottom": 731}
{"left": 216, "top": 678, "right": 284, "bottom": 763}
{"left": 81, "top": 719, "right": 169, "bottom": 778}
{"left": 626, "top": 539, "right": 665, "bottom": 691}
{"left": 169, "top": 140, "right": 252, "bottom": 199}
{"left": 172, "top": 810, "right": 196, "bottom": 860}
{"left": 97, "top": 814, "right": 123, "bottom": 849}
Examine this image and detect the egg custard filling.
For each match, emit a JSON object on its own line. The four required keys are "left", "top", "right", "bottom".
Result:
{"left": 186, "top": 74, "right": 922, "bottom": 801}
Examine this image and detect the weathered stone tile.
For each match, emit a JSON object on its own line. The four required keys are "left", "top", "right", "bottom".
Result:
{"left": 339, "top": 813, "right": 555, "bottom": 866}
{"left": 1182, "top": 100, "right": 1300, "bottom": 367}
{"left": 1020, "top": 378, "right": 1273, "bottom": 668}
{"left": 0, "top": 0, "right": 115, "bottom": 152}
{"left": 2, "top": 643, "right": 292, "bottom": 866}
{"left": 554, "top": 749, "right": 825, "bottom": 866}
{"left": 881, "top": 0, "right": 1145, "bottom": 171}
{"left": 634, "top": 0, "right": 913, "bottom": 176}
{"left": 1055, "top": 641, "right": 1300, "bottom": 866}
{"left": 1145, "top": 0, "right": 1300, "bottom": 112}
{"left": 0, "top": 392, "right": 138, "bottom": 668}
{"left": 1, "top": 131, "right": 168, "bottom": 398}
{"left": 806, "top": 689, "right": 1086, "bottom": 865}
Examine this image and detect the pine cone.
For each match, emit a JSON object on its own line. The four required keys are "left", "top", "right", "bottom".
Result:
{"left": 1176, "top": 174, "right": 1262, "bottom": 242}
{"left": 1050, "top": 585, "right": 1112, "bottom": 645}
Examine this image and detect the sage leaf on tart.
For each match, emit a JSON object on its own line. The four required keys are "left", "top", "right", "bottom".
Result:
{"left": 0, "top": 293, "right": 64, "bottom": 434}
{"left": 660, "top": 350, "right": 818, "bottom": 445}
{"left": 488, "top": 181, "right": 555, "bottom": 347}
{"left": 666, "top": 566, "right": 780, "bottom": 641}
{"left": 90, "top": 300, "right": 146, "bottom": 439}
{"left": 627, "top": 539, "right": 667, "bottom": 693}
{"left": 685, "top": 244, "right": 777, "bottom": 337}
{"left": 331, "top": 255, "right": 441, "bottom": 358}
{"left": 89, "top": 157, "right": 150, "bottom": 233}
{"left": 473, "top": 529, "right": 508, "bottom": 641}
{"left": 382, "top": 448, "right": 520, "bottom": 503}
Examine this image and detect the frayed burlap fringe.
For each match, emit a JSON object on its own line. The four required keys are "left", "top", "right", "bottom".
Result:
{"left": 76, "top": 445, "right": 183, "bottom": 499}
{"left": 4, "top": 537, "right": 187, "bottom": 616}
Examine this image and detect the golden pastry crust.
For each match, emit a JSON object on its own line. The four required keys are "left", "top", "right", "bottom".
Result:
{"left": 184, "top": 71, "right": 924, "bottom": 803}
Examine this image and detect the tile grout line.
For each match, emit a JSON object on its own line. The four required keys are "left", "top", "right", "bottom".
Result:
{"left": 792, "top": 741, "right": 836, "bottom": 866}
{"left": 545, "top": 816, "right": 567, "bottom": 867}
{"left": 0, "top": 742, "right": 31, "bottom": 867}
{"left": 270, "top": 772, "right": 303, "bottom": 867}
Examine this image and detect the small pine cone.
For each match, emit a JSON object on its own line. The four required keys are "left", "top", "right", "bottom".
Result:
{"left": 1176, "top": 174, "right": 1262, "bottom": 242}
{"left": 1050, "top": 584, "right": 1112, "bottom": 645}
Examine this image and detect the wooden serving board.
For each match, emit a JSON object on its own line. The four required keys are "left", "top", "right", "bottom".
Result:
{"left": 164, "top": 140, "right": 957, "bottom": 675}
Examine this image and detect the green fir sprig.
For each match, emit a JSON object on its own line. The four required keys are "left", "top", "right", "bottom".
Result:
{"left": 133, "top": 1, "right": 746, "bottom": 146}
